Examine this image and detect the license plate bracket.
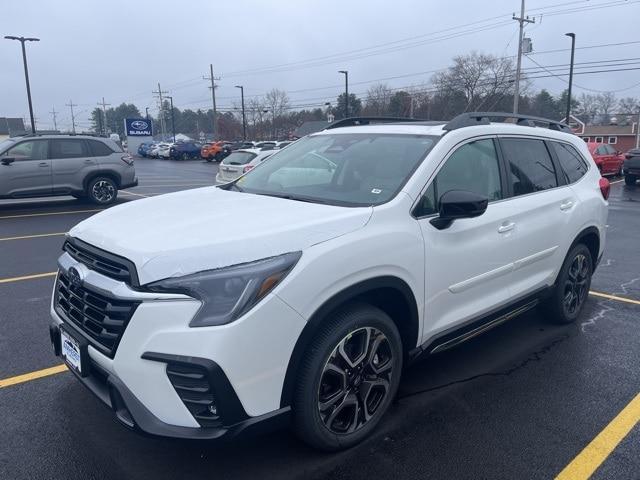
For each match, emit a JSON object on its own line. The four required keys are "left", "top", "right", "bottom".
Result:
{"left": 60, "top": 326, "right": 90, "bottom": 377}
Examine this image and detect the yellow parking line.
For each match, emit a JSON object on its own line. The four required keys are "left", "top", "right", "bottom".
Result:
{"left": 556, "top": 392, "right": 640, "bottom": 480}
{"left": 589, "top": 290, "right": 640, "bottom": 306}
{"left": 0, "top": 232, "right": 66, "bottom": 242}
{"left": 0, "top": 209, "right": 103, "bottom": 220}
{"left": 0, "top": 272, "right": 57, "bottom": 284}
{"left": 0, "top": 364, "right": 67, "bottom": 388}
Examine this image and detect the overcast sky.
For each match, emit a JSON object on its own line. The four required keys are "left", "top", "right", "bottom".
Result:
{"left": 2, "top": 0, "right": 639, "bottom": 131}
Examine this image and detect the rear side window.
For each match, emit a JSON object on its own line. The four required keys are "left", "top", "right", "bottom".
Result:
{"left": 501, "top": 138, "right": 557, "bottom": 196}
{"left": 550, "top": 142, "right": 588, "bottom": 183}
{"left": 88, "top": 140, "right": 115, "bottom": 157}
{"left": 50, "top": 139, "right": 89, "bottom": 159}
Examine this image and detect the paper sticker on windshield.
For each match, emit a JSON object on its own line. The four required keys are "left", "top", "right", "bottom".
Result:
{"left": 371, "top": 188, "right": 382, "bottom": 194}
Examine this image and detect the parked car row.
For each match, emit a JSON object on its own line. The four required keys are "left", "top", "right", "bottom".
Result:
{"left": 138, "top": 139, "right": 293, "bottom": 162}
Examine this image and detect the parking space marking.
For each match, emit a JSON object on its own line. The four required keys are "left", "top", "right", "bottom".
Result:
{"left": 0, "top": 364, "right": 67, "bottom": 389}
{"left": 0, "top": 272, "right": 57, "bottom": 284}
{"left": 556, "top": 392, "right": 640, "bottom": 480}
{"left": 609, "top": 179, "right": 624, "bottom": 185}
{"left": 589, "top": 290, "right": 640, "bottom": 306}
{"left": 132, "top": 184, "right": 211, "bottom": 189}
{"left": 120, "top": 191, "right": 150, "bottom": 198}
{"left": 0, "top": 232, "right": 66, "bottom": 242}
{"left": 0, "top": 209, "right": 103, "bottom": 220}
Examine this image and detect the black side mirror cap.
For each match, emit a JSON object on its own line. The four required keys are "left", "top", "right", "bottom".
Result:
{"left": 430, "top": 190, "right": 489, "bottom": 230}
{"left": 1, "top": 157, "right": 15, "bottom": 165}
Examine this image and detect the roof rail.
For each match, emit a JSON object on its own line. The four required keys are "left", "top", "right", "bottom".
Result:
{"left": 443, "top": 112, "right": 572, "bottom": 133}
{"left": 15, "top": 132, "right": 109, "bottom": 138}
{"left": 324, "top": 116, "right": 423, "bottom": 130}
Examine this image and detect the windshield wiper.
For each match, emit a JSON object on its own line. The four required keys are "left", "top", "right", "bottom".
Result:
{"left": 259, "top": 192, "right": 328, "bottom": 204}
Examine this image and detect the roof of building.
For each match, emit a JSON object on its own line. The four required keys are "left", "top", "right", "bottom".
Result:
{"left": 0, "top": 117, "right": 27, "bottom": 136}
{"left": 579, "top": 124, "right": 637, "bottom": 136}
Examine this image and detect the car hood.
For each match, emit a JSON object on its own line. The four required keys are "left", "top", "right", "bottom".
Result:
{"left": 69, "top": 187, "right": 372, "bottom": 285}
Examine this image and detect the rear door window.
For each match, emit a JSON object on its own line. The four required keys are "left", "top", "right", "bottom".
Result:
{"left": 550, "top": 142, "right": 588, "bottom": 184}
{"left": 500, "top": 138, "right": 558, "bottom": 196}
{"left": 50, "top": 139, "right": 89, "bottom": 159}
{"left": 87, "top": 140, "right": 114, "bottom": 157}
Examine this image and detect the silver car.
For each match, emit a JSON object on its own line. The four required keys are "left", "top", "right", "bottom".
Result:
{"left": 215, "top": 148, "right": 274, "bottom": 184}
{"left": 0, "top": 134, "right": 137, "bottom": 204}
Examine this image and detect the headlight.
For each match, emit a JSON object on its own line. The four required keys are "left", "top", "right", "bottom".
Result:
{"left": 146, "top": 252, "right": 301, "bottom": 327}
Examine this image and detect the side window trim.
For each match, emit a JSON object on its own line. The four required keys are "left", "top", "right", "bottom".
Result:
{"left": 543, "top": 139, "right": 568, "bottom": 187}
{"left": 411, "top": 135, "right": 502, "bottom": 219}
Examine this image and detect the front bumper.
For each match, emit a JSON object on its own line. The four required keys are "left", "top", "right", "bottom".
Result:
{"left": 49, "top": 323, "right": 290, "bottom": 440}
{"left": 49, "top": 252, "right": 306, "bottom": 440}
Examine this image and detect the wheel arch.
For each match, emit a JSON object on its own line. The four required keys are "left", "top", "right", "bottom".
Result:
{"left": 84, "top": 170, "right": 122, "bottom": 191}
{"left": 280, "top": 275, "right": 419, "bottom": 408}
{"left": 572, "top": 226, "right": 600, "bottom": 270}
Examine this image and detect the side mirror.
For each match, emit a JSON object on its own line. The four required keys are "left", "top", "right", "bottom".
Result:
{"left": 430, "top": 190, "right": 489, "bottom": 230}
{"left": 1, "top": 157, "right": 15, "bottom": 166}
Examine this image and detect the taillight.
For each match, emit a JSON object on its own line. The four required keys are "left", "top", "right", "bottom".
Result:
{"left": 121, "top": 154, "right": 134, "bottom": 165}
{"left": 243, "top": 165, "right": 254, "bottom": 173}
{"left": 599, "top": 177, "right": 610, "bottom": 200}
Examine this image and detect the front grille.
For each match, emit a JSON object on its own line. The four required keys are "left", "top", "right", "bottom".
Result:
{"left": 55, "top": 271, "right": 139, "bottom": 357}
{"left": 166, "top": 363, "right": 222, "bottom": 427}
{"left": 64, "top": 239, "right": 138, "bottom": 285}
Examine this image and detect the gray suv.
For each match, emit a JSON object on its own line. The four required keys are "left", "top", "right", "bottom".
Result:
{"left": 0, "top": 134, "right": 137, "bottom": 204}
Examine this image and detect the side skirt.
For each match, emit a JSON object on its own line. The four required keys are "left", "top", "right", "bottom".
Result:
{"left": 409, "top": 287, "right": 550, "bottom": 362}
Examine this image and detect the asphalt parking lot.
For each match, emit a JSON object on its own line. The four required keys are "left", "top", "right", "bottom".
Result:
{"left": 1, "top": 159, "right": 638, "bottom": 480}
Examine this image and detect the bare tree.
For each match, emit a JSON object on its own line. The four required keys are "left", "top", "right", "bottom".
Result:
{"left": 618, "top": 96, "right": 640, "bottom": 114}
{"left": 432, "top": 52, "right": 516, "bottom": 113}
{"left": 264, "top": 89, "right": 290, "bottom": 139}
{"left": 595, "top": 92, "right": 617, "bottom": 115}
{"left": 364, "top": 83, "right": 393, "bottom": 115}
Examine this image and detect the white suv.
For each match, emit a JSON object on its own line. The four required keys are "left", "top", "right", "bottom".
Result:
{"left": 49, "top": 113, "right": 609, "bottom": 451}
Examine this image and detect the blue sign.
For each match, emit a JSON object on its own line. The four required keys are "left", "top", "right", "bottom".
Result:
{"left": 125, "top": 118, "right": 153, "bottom": 136}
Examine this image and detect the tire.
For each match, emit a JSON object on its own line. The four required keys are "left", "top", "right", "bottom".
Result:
{"left": 543, "top": 244, "right": 593, "bottom": 324}
{"left": 86, "top": 176, "right": 118, "bottom": 205}
{"left": 625, "top": 174, "right": 637, "bottom": 186}
{"left": 205, "top": 156, "right": 212, "bottom": 163}
{"left": 292, "top": 302, "right": 403, "bottom": 451}
{"left": 182, "top": 153, "right": 189, "bottom": 161}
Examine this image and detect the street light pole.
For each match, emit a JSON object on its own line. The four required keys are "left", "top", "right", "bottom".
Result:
{"left": 565, "top": 33, "right": 576, "bottom": 123}
{"left": 165, "top": 96, "right": 176, "bottom": 143}
{"left": 5, "top": 36, "right": 40, "bottom": 134}
{"left": 339, "top": 70, "right": 349, "bottom": 118}
{"left": 235, "top": 85, "right": 247, "bottom": 140}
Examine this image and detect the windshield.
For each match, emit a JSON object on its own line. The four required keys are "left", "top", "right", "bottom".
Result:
{"left": 0, "top": 139, "right": 16, "bottom": 154}
{"left": 234, "top": 133, "right": 438, "bottom": 206}
{"left": 223, "top": 151, "right": 257, "bottom": 165}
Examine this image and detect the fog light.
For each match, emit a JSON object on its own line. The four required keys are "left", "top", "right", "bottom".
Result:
{"left": 208, "top": 403, "right": 218, "bottom": 416}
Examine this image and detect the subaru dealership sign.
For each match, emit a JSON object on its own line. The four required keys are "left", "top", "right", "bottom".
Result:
{"left": 124, "top": 118, "right": 153, "bottom": 136}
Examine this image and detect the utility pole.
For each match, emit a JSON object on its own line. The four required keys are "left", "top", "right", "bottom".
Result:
{"left": 97, "top": 97, "right": 110, "bottom": 135}
{"left": 565, "top": 33, "right": 576, "bottom": 123}
{"left": 5, "top": 36, "right": 40, "bottom": 134}
{"left": 235, "top": 85, "right": 247, "bottom": 140}
{"left": 512, "top": 0, "right": 534, "bottom": 114}
{"left": 339, "top": 70, "right": 349, "bottom": 118}
{"left": 49, "top": 106, "right": 58, "bottom": 131}
{"left": 165, "top": 95, "right": 176, "bottom": 143}
{"left": 66, "top": 99, "right": 77, "bottom": 134}
{"left": 152, "top": 83, "right": 168, "bottom": 139}
{"left": 204, "top": 64, "right": 220, "bottom": 140}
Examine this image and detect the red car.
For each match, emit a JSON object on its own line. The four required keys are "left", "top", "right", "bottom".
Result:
{"left": 586, "top": 142, "right": 624, "bottom": 176}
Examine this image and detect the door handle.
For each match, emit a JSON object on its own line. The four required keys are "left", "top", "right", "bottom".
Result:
{"left": 498, "top": 222, "right": 516, "bottom": 233}
{"left": 38, "top": 162, "right": 49, "bottom": 167}
{"left": 560, "top": 200, "right": 574, "bottom": 211}
{"left": 84, "top": 159, "right": 93, "bottom": 163}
